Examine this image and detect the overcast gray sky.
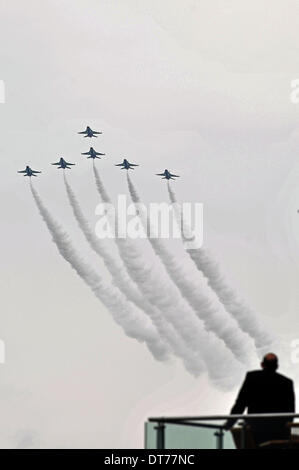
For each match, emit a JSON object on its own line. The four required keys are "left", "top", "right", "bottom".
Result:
{"left": 1, "top": 0, "right": 299, "bottom": 448}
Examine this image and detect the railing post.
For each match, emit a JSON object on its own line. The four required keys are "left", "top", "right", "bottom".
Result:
{"left": 214, "top": 428, "right": 224, "bottom": 449}
{"left": 154, "top": 421, "right": 165, "bottom": 449}
{"left": 144, "top": 422, "right": 148, "bottom": 449}
{"left": 240, "top": 421, "right": 246, "bottom": 449}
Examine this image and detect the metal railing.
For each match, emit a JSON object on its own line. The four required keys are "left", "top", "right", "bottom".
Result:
{"left": 147, "top": 413, "right": 299, "bottom": 449}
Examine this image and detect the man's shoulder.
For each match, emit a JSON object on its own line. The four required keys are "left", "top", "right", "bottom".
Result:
{"left": 246, "top": 370, "right": 264, "bottom": 379}
{"left": 274, "top": 371, "right": 293, "bottom": 385}
{"left": 247, "top": 370, "right": 293, "bottom": 385}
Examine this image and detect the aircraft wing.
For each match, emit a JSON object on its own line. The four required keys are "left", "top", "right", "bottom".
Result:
{"left": 65, "top": 162, "right": 75, "bottom": 165}
{"left": 129, "top": 164, "right": 139, "bottom": 167}
{"left": 81, "top": 151, "right": 91, "bottom": 155}
{"left": 156, "top": 173, "right": 165, "bottom": 176}
{"left": 93, "top": 131, "right": 102, "bottom": 134}
{"left": 170, "top": 173, "right": 180, "bottom": 177}
{"left": 115, "top": 163, "right": 124, "bottom": 166}
{"left": 51, "top": 162, "right": 60, "bottom": 165}
{"left": 78, "top": 131, "right": 87, "bottom": 134}
{"left": 18, "top": 170, "right": 27, "bottom": 173}
{"left": 32, "top": 170, "right": 41, "bottom": 173}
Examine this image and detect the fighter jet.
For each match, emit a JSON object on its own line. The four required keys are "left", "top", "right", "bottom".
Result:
{"left": 51, "top": 158, "right": 75, "bottom": 169}
{"left": 78, "top": 126, "right": 102, "bottom": 138}
{"left": 81, "top": 147, "right": 105, "bottom": 159}
{"left": 115, "top": 159, "right": 139, "bottom": 170}
{"left": 156, "top": 169, "right": 180, "bottom": 180}
{"left": 18, "top": 166, "right": 41, "bottom": 177}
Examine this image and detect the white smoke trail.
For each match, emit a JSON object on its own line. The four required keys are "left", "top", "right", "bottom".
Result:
{"left": 64, "top": 172, "right": 146, "bottom": 308}
{"left": 64, "top": 172, "right": 203, "bottom": 376}
{"left": 92, "top": 164, "right": 206, "bottom": 376}
{"left": 93, "top": 161, "right": 110, "bottom": 203}
{"left": 93, "top": 166, "right": 246, "bottom": 388}
{"left": 167, "top": 182, "right": 276, "bottom": 354}
{"left": 29, "top": 180, "right": 169, "bottom": 362}
{"left": 127, "top": 173, "right": 255, "bottom": 365}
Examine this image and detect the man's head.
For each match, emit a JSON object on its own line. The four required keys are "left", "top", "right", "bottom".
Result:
{"left": 261, "top": 353, "right": 278, "bottom": 371}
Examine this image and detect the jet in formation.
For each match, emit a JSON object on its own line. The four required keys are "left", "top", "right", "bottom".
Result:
{"left": 115, "top": 159, "right": 139, "bottom": 170}
{"left": 52, "top": 158, "right": 75, "bottom": 169}
{"left": 81, "top": 147, "right": 105, "bottom": 159}
{"left": 156, "top": 169, "right": 180, "bottom": 180}
{"left": 78, "top": 126, "right": 102, "bottom": 138}
{"left": 18, "top": 166, "right": 41, "bottom": 177}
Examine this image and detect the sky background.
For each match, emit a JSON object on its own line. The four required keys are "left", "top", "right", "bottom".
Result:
{"left": 1, "top": 0, "right": 299, "bottom": 448}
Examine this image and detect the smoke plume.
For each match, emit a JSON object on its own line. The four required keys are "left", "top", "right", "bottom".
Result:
{"left": 127, "top": 173, "right": 256, "bottom": 365}
{"left": 167, "top": 182, "right": 276, "bottom": 355}
{"left": 93, "top": 168, "right": 245, "bottom": 388}
{"left": 64, "top": 173, "right": 204, "bottom": 375}
{"left": 30, "top": 180, "right": 169, "bottom": 362}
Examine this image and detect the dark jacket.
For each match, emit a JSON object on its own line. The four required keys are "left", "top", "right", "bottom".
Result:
{"left": 226, "top": 370, "right": 295, "bottom": 440}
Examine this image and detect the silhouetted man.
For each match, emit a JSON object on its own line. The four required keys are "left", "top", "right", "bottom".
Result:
{"left": 225, "top": 353, "right": 295, "bottom": 447}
